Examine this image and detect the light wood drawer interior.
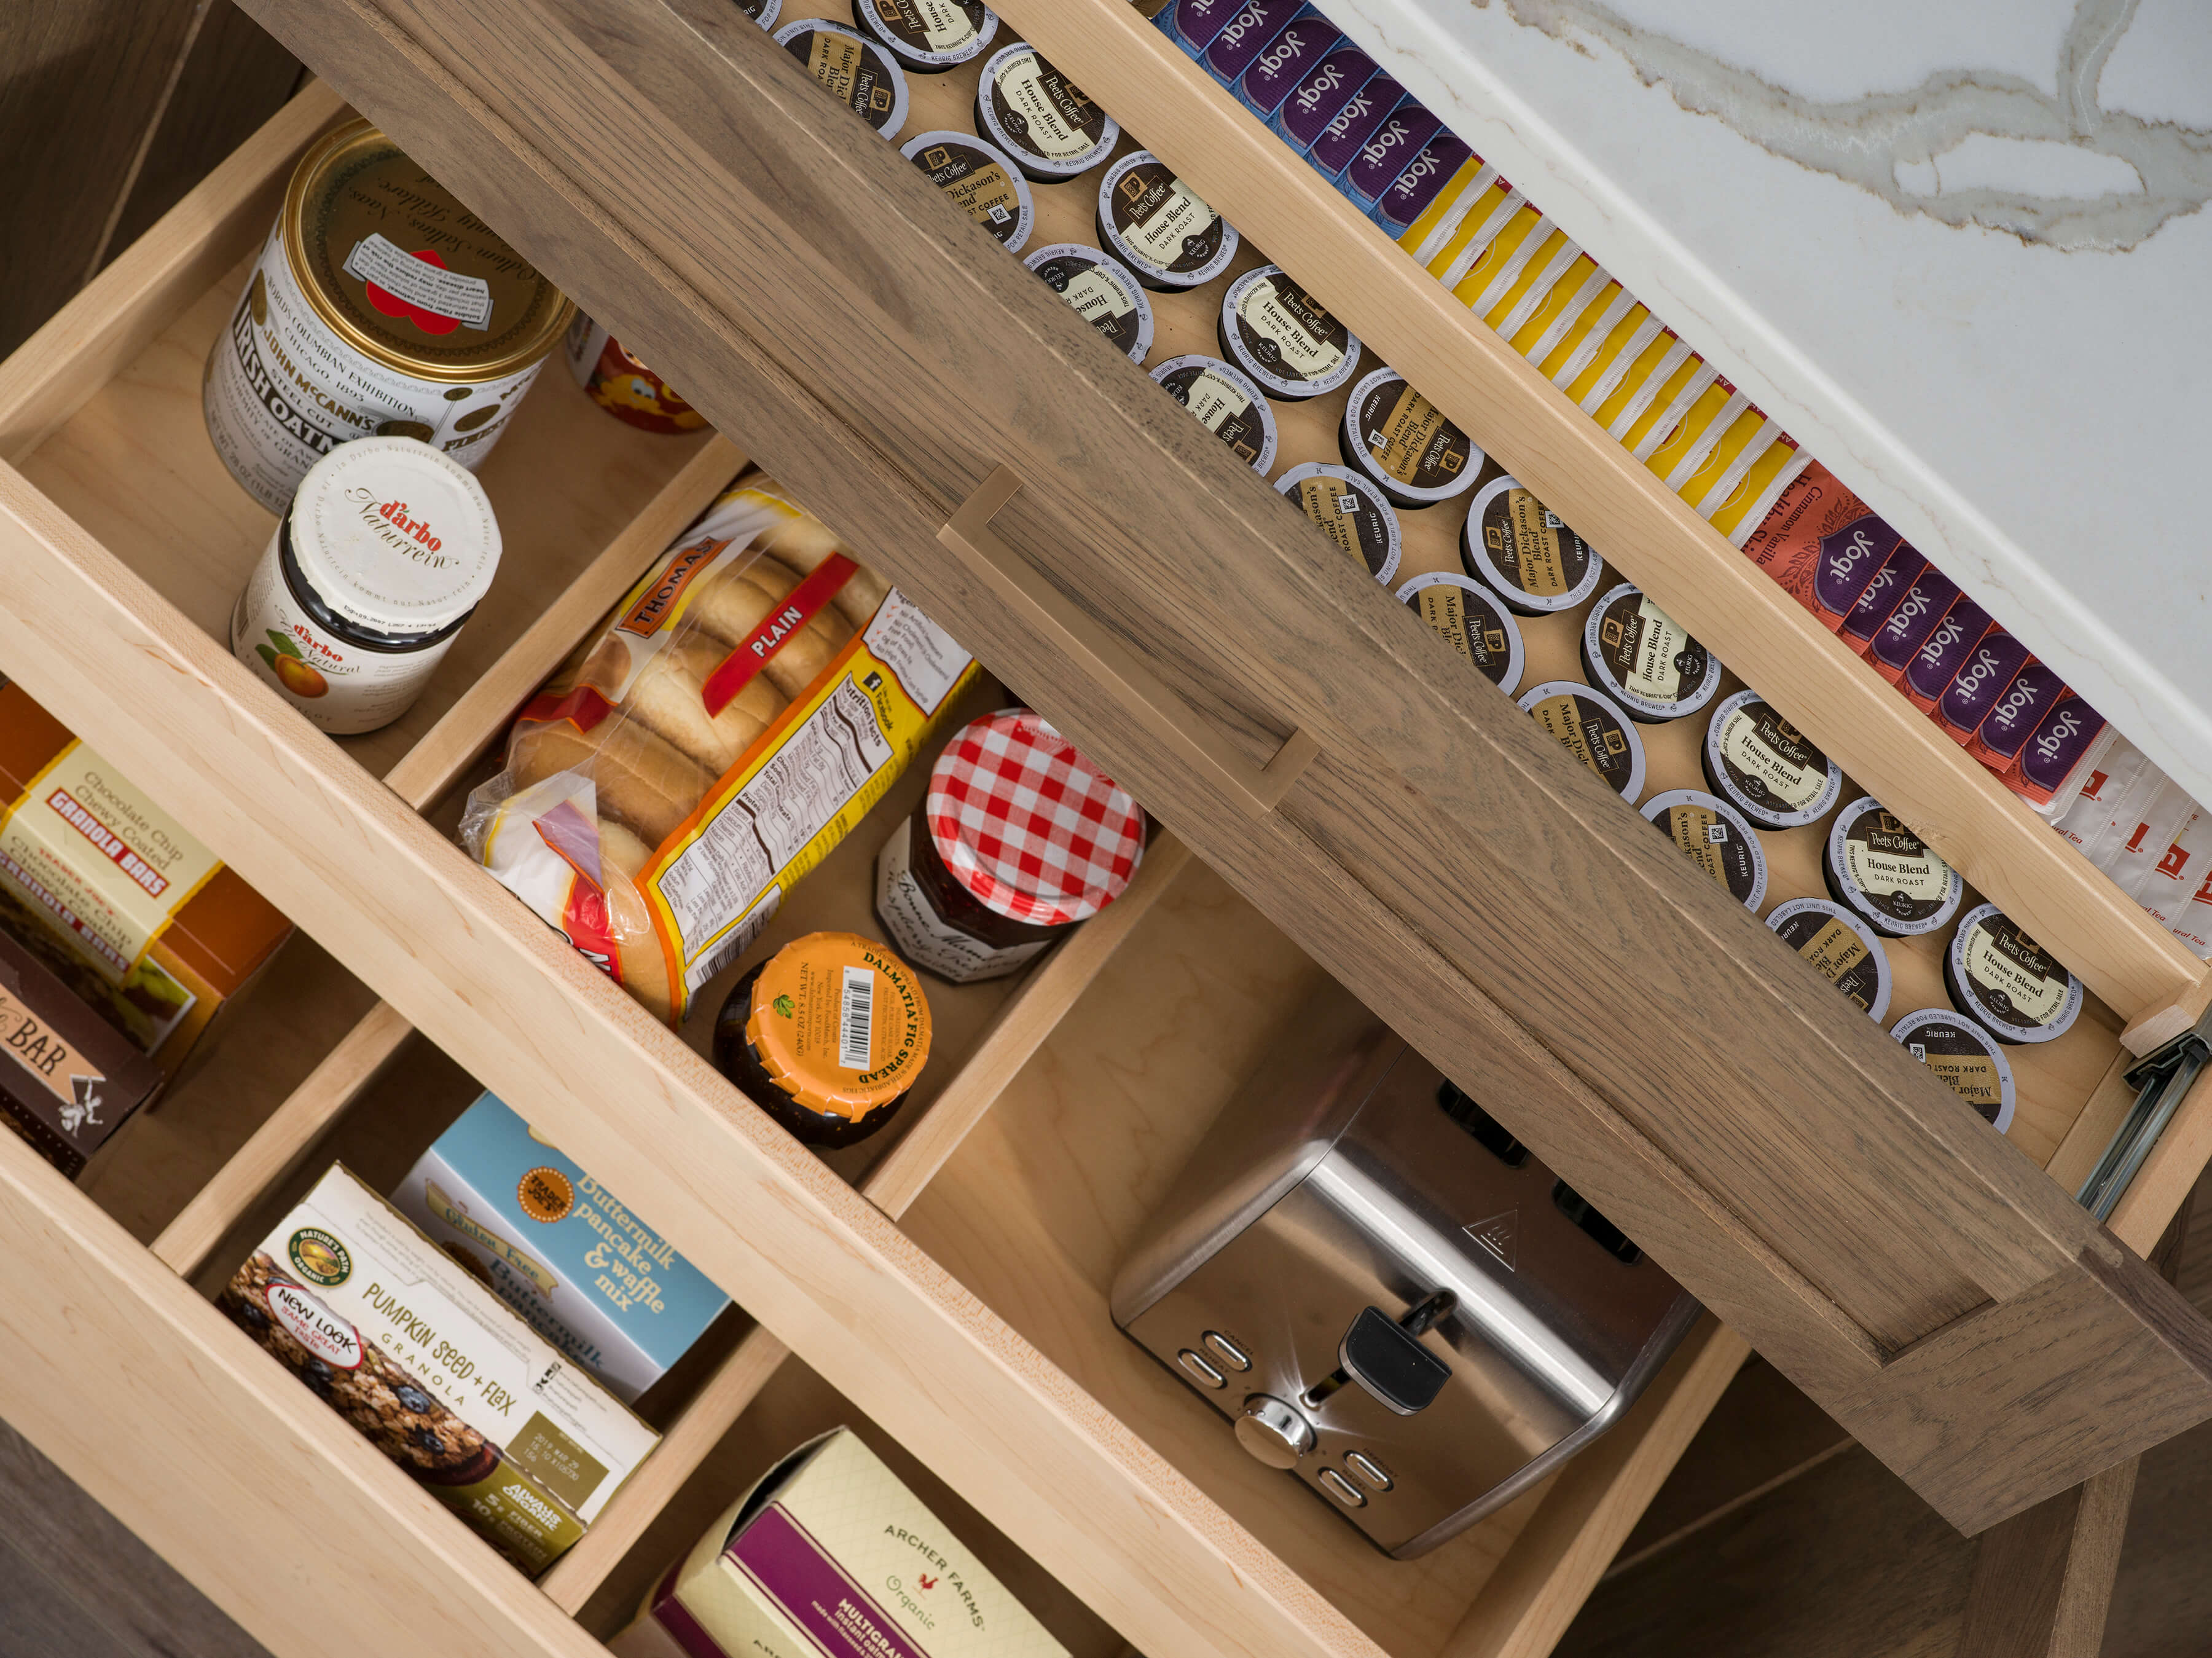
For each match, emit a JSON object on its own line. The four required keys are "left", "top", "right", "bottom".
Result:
{"left": 0, "top": 15, "right": 2200, "bottom": 1654}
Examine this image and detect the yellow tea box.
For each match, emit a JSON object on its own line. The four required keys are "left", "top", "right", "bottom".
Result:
{"left": 219, "top": 1163, "right": 659, "bottom": 1576}
{"left": 612, "top": 1428, "right": 1070, "bottom": 1658}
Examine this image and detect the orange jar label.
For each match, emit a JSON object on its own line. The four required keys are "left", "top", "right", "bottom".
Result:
{"left": 745, "top": 932, "right": 931, "bottom": 1118}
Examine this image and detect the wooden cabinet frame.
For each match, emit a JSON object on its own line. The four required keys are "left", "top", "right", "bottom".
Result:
{"left": 0, "top": 2, "right": 2206, "bottom": 1655}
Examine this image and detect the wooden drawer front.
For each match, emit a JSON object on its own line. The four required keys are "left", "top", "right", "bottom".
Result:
{"left": 210, "top": 0, "right": 2212, "bottom": 1531}
{"left": 0, "top": 85, "right": 1765, "bottom": 1658}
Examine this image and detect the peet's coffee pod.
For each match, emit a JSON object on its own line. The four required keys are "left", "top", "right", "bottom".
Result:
{"left": 1097, "top": 151, "right": 1239, "bottom": 291}
{"left": 1824, "top": 795, "right": 1963, "bottom": 939}
{"left": 1459, "top": 474, "right": 1604, "bottom": 616}
{"left": 1339, "top": 367, "right": 1483, "bottom": 509}
{"left": 1703, "top": 688, "right": 1843, "bottom": 830}
{"left": 1150, "top": 355, "right": 1278, "bottom": 472}
{"left": 1024, "top": 243, "right": 1153, "bottom": 363}
{"left": 1767, "top": 897, "right": 1891, "bottom": 1020}
{"left": 850, "top": 0, "right": 997, "bottom": 73}
{"left": 1892, "top": 1007, "right": 2015, "bottom": 1131}
{"left": 1397, "top": 572, "right": 1524, "bottom": 697}
{"left": 1517, "top": 680, "right": 1647, "bottom": 801}
{"left": 975, "top": 44, "right": 1118, "bottom": 181}
{"left": 1581, "top": 582, "right": 1722, "bottom": 723}
{"left": 1945, "top": 903, "right": 2083, "bottom": 1046}
{"left": 774, "top": 19, "right": 910, "bottom": 141}
{"left": 736, "top": 0, "right": 782, "bottom": 25}
{"left": 1217, "top": 265, "right": 1361, "bottom": 401}
{"left": 1277, "top": 462, "right": 1400, "bottom": 584}
{"left": 1639, "top": 789, "right": 1767, "bottom": 910}
{"left": 901, "top": 130, "right": 1034, "bottom": 252}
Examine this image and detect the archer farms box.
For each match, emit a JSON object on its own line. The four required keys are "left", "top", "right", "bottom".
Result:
{"left": 391, "top": 1091, "right": 729, "bottom": 1402}
{"left": 611, "top": 1428, "right": 1071, "bottom": 1658}
{"left": 218, "top": 1163, "right": 659, "bottom": 1576}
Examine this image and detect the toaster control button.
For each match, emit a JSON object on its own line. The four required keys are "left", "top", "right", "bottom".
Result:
{"left": 1235, "top": 1395, "right": 1316, "bottom": 1468}
{"left": 1202, "top": 1332, "right": 1252, "bottom": 1372}
{"left": 1318, "top": 1467, "right": 1368, "bottom": 1508}
{"left": 1177, "top": 1349, "right": 1226, "bottom": 1389}
{"left": 1345, "top": 1452, "right": 1394, "bottom": 1491}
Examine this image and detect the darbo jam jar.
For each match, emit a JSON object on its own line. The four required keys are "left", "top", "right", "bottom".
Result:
{"left": 230, "top": 436, "right": 501, "bottom": 734}
{"left": 876, "top": 711, "right": 1145, "bottom": 983}
{"left": 204, "top": 118, "right": 573, "bottom": 515}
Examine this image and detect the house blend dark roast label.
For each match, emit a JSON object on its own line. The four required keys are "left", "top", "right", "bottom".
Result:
{"left": 1150, "top": 356, "right": 1277, "bottom": 471}
{"left": 1825, "top": 796, "right": 1963, "bottom": 937}
{"left": 977, "top": 45, "right": 1115, "bottom": 178}
{"left": 1024, "top": 245, "right": 1152, "bottom": 362}
{"left": 1462, "top": 476, "right": 1602, "bottom": 615}
{"left": 1582, "top": 584, "right": 1720, "bottom": 721}
{"left": 1099, "top": 152, "right": 1236, "bottom": 287}
{"left": 1220, "top": 265, "right": 1357, "bottom": 398}
{"left": 1947, "top": 903, "right": 2082, "bottom": 1043}
{"left": 853, "top": 0, "right": 996, "bottom": 71}
{"left": 1703, "top": 689, "right": 1841, "bottom": 828}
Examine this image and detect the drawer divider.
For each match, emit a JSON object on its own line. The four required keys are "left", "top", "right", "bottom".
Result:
{"left": 941, "top": 465, "right": 1318, "bottom": 820}
{"left": 148, "top": 436, "right": 742, "bottom": 1283}
{"left": 539, "top": 831, "right": 1196, "bottom": 1613}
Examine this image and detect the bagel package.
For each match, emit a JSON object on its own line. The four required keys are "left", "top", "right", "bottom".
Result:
{"left": 463, "top": 474, "right": 979, "bottom": 1024}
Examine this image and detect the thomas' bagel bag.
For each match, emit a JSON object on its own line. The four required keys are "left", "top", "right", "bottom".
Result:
{"left": 463, "top": 474, "right": 978, "bottom": 1024}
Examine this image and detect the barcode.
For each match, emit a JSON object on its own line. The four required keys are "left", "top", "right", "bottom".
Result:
{"left": 839, "top": 965, "right": 875, "bottom": 1071}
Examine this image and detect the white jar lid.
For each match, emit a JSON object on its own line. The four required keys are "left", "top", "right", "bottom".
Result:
{"left": 290, "top": 436, "right": 501, "bottom": 634}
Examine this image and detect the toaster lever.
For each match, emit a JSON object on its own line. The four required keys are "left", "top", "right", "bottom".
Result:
{"left": 1300, "top": 1295, "right": 1456, "bottom": 1418}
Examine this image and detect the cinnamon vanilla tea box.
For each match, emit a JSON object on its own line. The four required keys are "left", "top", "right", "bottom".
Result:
{"left": 611, "top": 1427, "right": 1070, "bottom": 1658}
{"left": 390, "top": 1090, "right": 729, "bottom": 1403}
{"left": 219, "top": 1163, "right": 658, "bottom": 1577}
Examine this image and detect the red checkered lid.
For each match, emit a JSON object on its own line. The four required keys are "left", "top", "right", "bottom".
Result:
{"left": 927, "top": 710, "right": 1145, "bottom": 925}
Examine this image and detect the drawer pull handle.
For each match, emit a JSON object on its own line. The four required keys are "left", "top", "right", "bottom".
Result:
{"left": 937, "top": 465, "right": 1319, "bottom": 818}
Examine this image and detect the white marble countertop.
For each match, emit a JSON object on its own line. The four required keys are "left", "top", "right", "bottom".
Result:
{"left": 1320, "top": 0, "right": 2212, "bottom": 804}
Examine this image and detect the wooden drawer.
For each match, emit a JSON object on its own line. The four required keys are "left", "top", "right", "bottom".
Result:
{"left": 0, "top": 2, "right": 2202, "bottom": 1654}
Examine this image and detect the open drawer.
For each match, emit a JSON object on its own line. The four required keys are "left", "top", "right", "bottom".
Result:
{"left": 0, "top": 85, "right": 1739, "bottom": 1658}
{"left": 184, "top": 0, "right": 2212, "bottom": 1522}
{"left": 0, "top": 6, "right": 2204, "bottom": 1657}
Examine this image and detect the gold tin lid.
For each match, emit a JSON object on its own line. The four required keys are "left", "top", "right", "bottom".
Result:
{"left": 280, "top": 117, "right": 573, "bottom": 383}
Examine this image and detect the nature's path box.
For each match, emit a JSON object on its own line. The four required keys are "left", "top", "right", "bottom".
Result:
{"left": 219, "top": 1163, "right": 659, "bottom": 1575}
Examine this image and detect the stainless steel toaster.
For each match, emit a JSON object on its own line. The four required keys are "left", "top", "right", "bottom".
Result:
{"left": 1111, "top": 995, "right": 1700, "bottom": 1558}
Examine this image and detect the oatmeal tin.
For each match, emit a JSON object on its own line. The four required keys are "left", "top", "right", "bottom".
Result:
{"left": 231, "top": 436, "right": 501, "bottom": 735}
{"left": 203, "top": 119, "right": 573, "bottom": 515}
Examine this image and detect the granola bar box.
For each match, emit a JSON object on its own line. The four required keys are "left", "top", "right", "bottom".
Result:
{"left": 610, "top": 1426, "right": 1070, "bottom": 1658}
{"left": 0, "top": 926, "right": 160, "bottom": 1179}
{"left": 391, "top": 1090, "right": 729, "bottom": 1402}
{"left": 219, "top": 1163, "right": 659, "bottom": 1576}
{"left": 0, "top": 680, "right": 291, "bottom": 1082}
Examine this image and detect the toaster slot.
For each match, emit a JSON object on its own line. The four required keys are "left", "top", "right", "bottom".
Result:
{"left": 1553, "top": 1180, "right": 1644, "bottom": 1265}
{"left": 1437, "top": 1080, "right": 1529, "bottom": 1168}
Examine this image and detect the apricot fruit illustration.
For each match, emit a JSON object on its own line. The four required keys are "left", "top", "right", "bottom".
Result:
{"left": 274, "top": 654, "right": 329, "bottom": 698}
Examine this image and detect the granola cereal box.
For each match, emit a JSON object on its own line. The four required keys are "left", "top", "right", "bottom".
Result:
{"left": 610, "top": 1427, "right": 1070, "bottom": 1658}
{"left": 219, "top": 1163, "right": 659, "bottom": 1576}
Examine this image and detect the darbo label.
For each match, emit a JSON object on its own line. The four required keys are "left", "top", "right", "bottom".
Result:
{"left": 204, "top": 223, "right": 544, "bottom": 515}
{"left": 231, "top": 526, "right": 462, "bottom": 736}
